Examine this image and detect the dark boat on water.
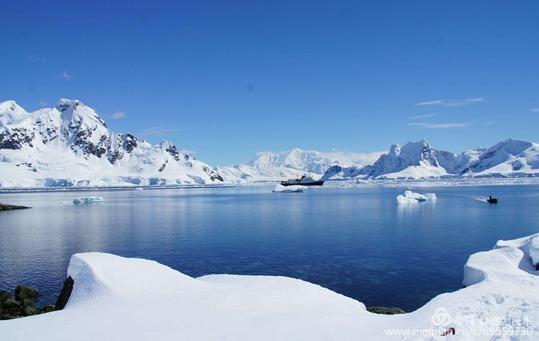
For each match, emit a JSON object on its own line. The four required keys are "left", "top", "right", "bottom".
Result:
{"left": 280, "top": 175, "right": 324, "bottom": 187}
{"left": 487, "top": 196, "right": 498, "bottom": 204}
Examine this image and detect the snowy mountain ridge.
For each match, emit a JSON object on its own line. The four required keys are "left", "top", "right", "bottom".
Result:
{"left": 0, "top": 99, "right": 223, "bottom": 188}
{"left": 323, "top": 138, "right": 539, "bottom": 180}
{"left": 1, "top": 99, "right": 537, "bottom": 187}
{"left": 218, "top": 149, "right": 383, "bottom": 183}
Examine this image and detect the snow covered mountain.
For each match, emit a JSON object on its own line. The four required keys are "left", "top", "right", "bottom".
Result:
{"left": 0, "top": 99, "right": 223, "bottom": 188}
{"left": 218, "top": 149, "right": 383, "bottom": 183}
{"left": 323, "top": 139, "right": 539, "bottom": 180}
{"left": 2, "top": 99, "right": 536, "bottom": 187}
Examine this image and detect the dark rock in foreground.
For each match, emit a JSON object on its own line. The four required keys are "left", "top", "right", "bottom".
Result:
{"left": 55, "top": 276, "right": 74, "bottom": 310}
{"left": 15, "top": 285, "right": 40, "bottom": 301}
{"left": 0, "top": 203, "right": 31, "bottom": 211}
{"left": 367, "top": 306, "right": 406, "bottom": 315}
{"left": 0, "top": 285, "right": 55, "bottom": 320}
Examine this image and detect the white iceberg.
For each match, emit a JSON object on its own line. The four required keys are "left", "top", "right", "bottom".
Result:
{"left": 396, "top": 190, "right": 437, "bottom": 204}
{"left": 272, "top": 184, "right": 307, "bottom": 193}
{"left": 72, "top": 197, "right": 104, "bottom": 205}
{"left": 2, "top": 233, "right": 539, "bottom": 340}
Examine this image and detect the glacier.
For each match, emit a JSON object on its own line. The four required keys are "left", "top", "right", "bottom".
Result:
{"left": 1, "top": 233, "right": 538, "bottom": 340}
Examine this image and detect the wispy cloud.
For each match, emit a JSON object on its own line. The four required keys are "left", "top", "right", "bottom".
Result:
{"left": 28, "top": 55, "right": 46, "bottom": 63}
{"left": 531, "top": 108, "right": 539, "bottom": 112}
{"left": 111, "top": 111, "right": 126, "bottom": 120}
{"left": 411, "top": 113, "right": 439, "bottom": 120}
{"left": 38, "top": 99, "right": 48, "bottom": 107}
{"left": 140, "top": 127, "right": 176, "bottom": 136}
{"left": 58, "top": 70, "right": 72, "bottom": 80}
{"left": 415, "top": 97, "right": 484, "bottom": 107}
{"left": 408, "top": 122, "right": 469, "bottom": 129}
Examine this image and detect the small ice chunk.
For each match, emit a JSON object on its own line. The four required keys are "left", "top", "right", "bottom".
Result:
{"left": 273, "top": 184, "right": 307, "bottom": 193}
{"left": 396, "top": 190, "right": 436, "bottom": 204}
{"left": 73, "top": 197, "right": 105, "bottom": 205}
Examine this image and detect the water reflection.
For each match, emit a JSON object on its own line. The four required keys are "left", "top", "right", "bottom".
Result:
{"left": 1, "top": 185, "right": 538, "bottom": 311}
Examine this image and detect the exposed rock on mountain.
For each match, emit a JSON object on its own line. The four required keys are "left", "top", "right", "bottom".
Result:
{"left": 0, "top": 99, "right": 223, "bottom": 188}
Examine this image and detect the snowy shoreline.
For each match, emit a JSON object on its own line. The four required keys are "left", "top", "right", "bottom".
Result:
{"left": 1, "top": 177, "right": 538, "bottom": 194}
{"left": 2, "top": 233, "right": 538, "bottom": 340}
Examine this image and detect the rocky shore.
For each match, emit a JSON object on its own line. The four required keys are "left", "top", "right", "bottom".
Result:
{"left": 0, "top": 203, "right": 31, "bottom": 211}
{"left": 0, "top": 286, "right": 54, "bottom": 320}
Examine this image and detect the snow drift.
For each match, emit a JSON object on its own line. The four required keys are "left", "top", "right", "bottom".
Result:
{"left": 2, "top": 233, "right": 538, "bottom": 340}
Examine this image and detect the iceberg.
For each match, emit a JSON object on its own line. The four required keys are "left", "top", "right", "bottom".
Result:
{"left": 72, "top": 197, "right": 104, "bottom": 205}
{"left": 396, "top": 190, "right": 437, "bottom": 204}
{"left": 272, "top": 184, "right": 307, "bottom": 193}
{"left": 2, "top": 233, "right": 539, "bottom": 340}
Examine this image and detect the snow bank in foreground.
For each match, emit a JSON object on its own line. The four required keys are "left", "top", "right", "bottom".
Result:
{"left": 2, "top": 234, "right": 539, "bottom": 340}
{"left": 272, "top": 184, "right": 307, "bottom": 193}
{"left": 396, "top": 190, "right": 437, "bottom": 204}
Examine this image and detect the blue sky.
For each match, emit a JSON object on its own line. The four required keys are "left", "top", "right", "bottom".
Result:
{"left": 1, "top": 1, "right": 538, "bottom": 165}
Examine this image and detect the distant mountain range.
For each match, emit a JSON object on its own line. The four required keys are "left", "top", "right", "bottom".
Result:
{"left": 322, "top": 139, "right": 539, "bottom": 180}
{"left": 0, "top": 99, "right": 222, "bottom": 187}
{"left": 1, "top": 99, "right": 537, "bottom": 188}
{"left": 217, "top": 149, "right": 382, "bottom": 183}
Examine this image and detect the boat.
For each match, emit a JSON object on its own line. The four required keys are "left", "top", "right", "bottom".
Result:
{"left": 487, "top": 196, "right": 498, "bottom": 204}
{"left": 280, "top": 175, "right": 324, "bottom": 187}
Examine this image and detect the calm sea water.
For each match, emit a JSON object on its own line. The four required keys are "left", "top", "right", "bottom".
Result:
{"left": 1, "top": 185, "right": 538, "bottom": 311}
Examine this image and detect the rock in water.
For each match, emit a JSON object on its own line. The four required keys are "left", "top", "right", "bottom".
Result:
{"left": 0, "top": 290, "right": 11, "bottom": 303}
{"left": 23, "top": 306, "right": 40, "bottom": 316}
{"left": 0, "top": 203, "right": 31, "bottom": 211}
{"left": 3, "top": 298, "right": 21, "bottom": 309}
{"left": 42, "top": 305, "right": 55, "bottom": 313}
{"left": 367, "top": 306, "right": 406, "bottom": 315}
{"left": 15, "top": 285, "right": 40, "bottom": 301}
{"left": 55, "top": 276, "right": 74, "bottom": 310}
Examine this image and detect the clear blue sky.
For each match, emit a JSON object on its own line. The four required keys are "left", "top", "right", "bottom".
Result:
{"left": 1, "top": 0, "right": 538, "bottom": 165}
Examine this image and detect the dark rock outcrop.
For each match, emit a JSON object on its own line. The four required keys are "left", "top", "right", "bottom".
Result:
{"left": 0, "top": 203, "right": 31, "bottom": 211}
{"left": 15, "top": 285, "right": 40, "bottom": 301}
{"left": 0, "top": 285, "right": 55, "bottom": 320}
{"left": 367, "top": 306, "right": 406, "bottom": 315}
{"left": 55, "top": 276, "right": 74, "bottom": 310}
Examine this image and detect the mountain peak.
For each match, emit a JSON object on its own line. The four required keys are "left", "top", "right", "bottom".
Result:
{"left": 56, "top": 98, "right": 82, "bottom": 112}
{"left": 0, "top": 100, "right": 29, "bottom": 126}
{"left": 56, "top": 98, "right": 107, "bottom": 130}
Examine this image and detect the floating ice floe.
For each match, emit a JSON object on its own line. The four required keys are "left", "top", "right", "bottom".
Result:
{"left": 272, "top": 184, "right": 307, "bottom": 193}
{"left": 2, "top": 233, "right": 539, "bottom": 340}
{"left": 72, "top": 197, "right": 104, "bottom": 205}
{"left": 396, "top": 190, "right": 437, "bottom": 204}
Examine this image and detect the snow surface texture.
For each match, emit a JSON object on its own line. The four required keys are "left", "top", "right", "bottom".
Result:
{"left": 396, "top": 190, "right": 437, "bottom": 205}
{"left": 272, "top": 184, "right": 307, "bottom": 193}
{"left": 2, "top": 234, "right": 539, "bottom": 340}
{"left": 322, "top": 139, "right": 539, "bottom": 181}
{"left": 0, "top": 99, "right": 223, "bottom": 188}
